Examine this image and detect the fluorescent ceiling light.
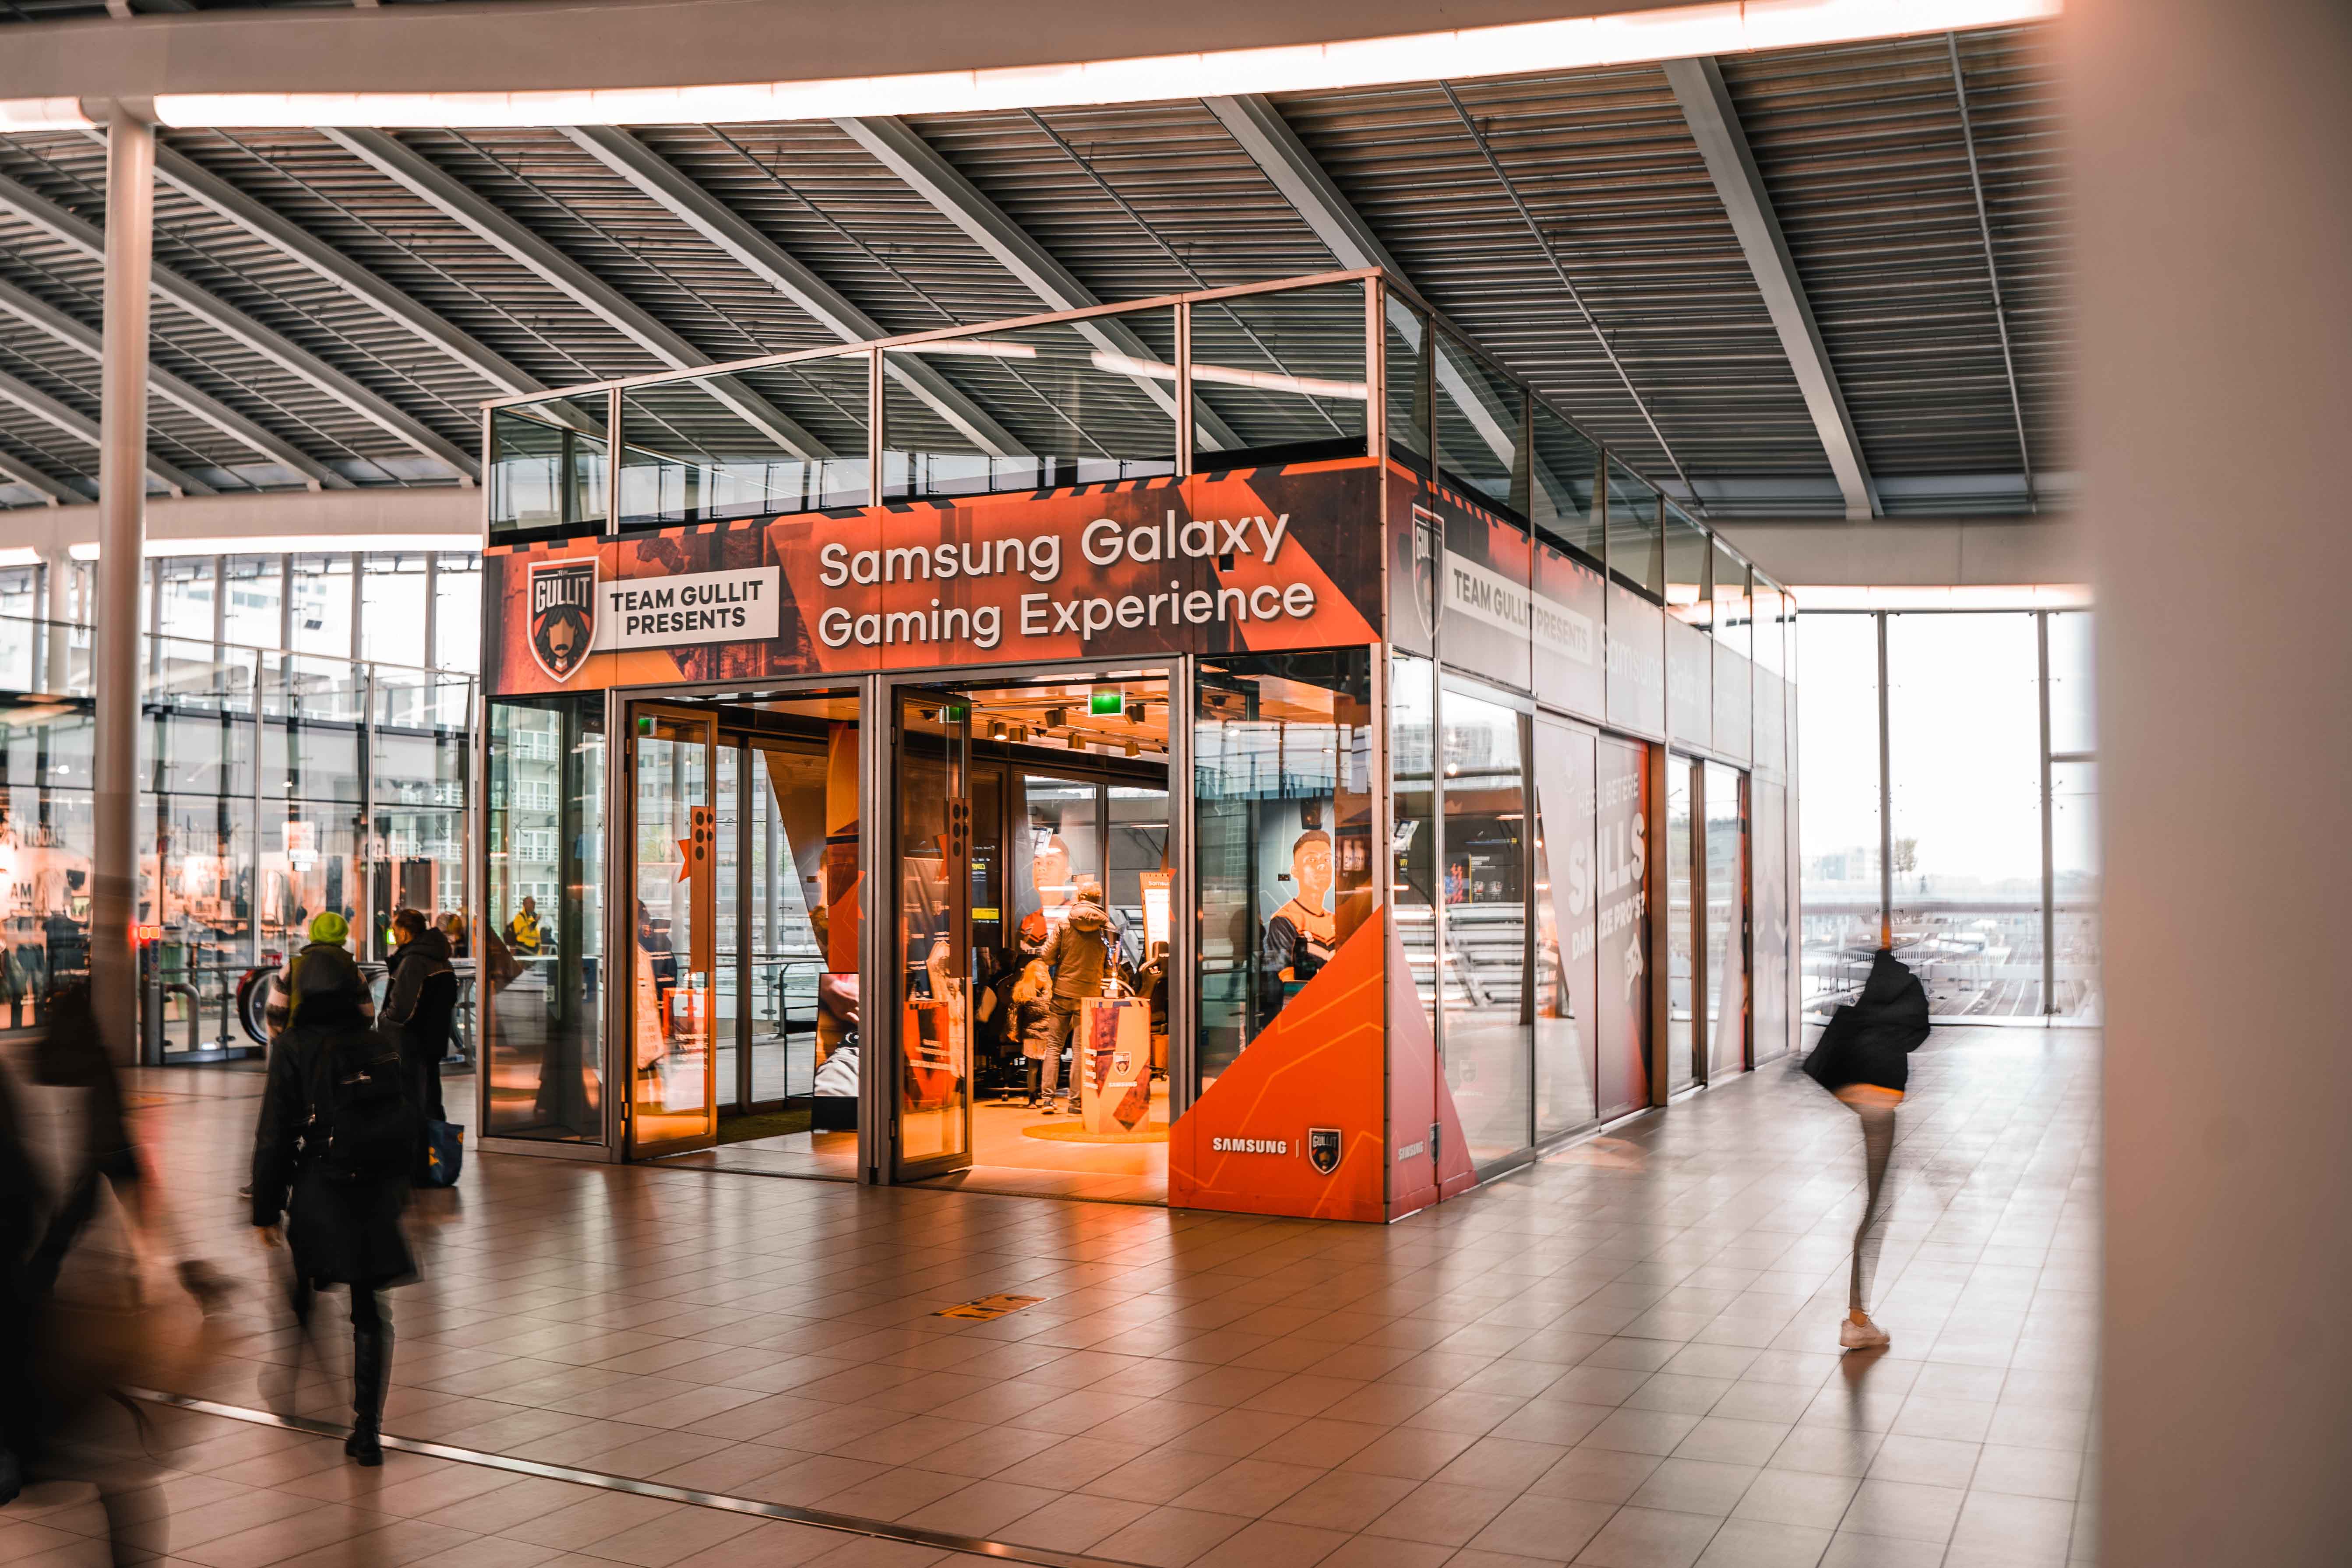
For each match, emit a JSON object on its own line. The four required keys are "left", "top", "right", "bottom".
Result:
{"left": 1092, "top": 350, "right": 1369, "bottom": 401}
{"left": 886, "top": 339, "right": 1039, "bottom": 360}
{"left": 68, "top": 532, "right": 482, "bottom": 559}
{"left": 0, "top": 0, "right": 2059, "bottom": 131}
{"left": 0, "top": 546, "right": 42, "bottom": 568}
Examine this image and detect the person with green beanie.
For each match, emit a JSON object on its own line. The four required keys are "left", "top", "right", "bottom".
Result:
{"left": 262, "top": 911, "right": 374, "bottom": 1042}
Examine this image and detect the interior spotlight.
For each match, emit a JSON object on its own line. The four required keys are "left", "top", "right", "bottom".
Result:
{"left": 1125, "top": 702, "right": 1146, "bottom": 725}
{"left": 1044, "top": 707, "right": 1067, "bottom": 728}
{"left": 989, "top": 720, "right": 1008, "bottom": 741}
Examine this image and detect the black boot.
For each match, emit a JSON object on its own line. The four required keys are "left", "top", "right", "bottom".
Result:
{"left": 345, "top": 1321, "right": 389, "bottom": 1467}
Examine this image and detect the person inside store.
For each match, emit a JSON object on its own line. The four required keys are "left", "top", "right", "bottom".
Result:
{"left": 505, "top": 895, "right": 543, "bottom": 957}
{"left": 436, "top": 910, "right": 469, "bottom": 958}
{"left": 1036, "top": 878, "right": 1117, "bottom": 1114}
{"left": 1259, "top": 826, "right": 1338, "bottom": 1025}
{"left": 249, "top": 934, "right": 419, "bottom": 1468}
{"left": 381, "top": 909, "right": 457, "bottom": 1158}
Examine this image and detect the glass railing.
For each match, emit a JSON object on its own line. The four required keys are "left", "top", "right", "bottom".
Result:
{"left": 484, "top": 267, "right": 1767, "bottom": 614}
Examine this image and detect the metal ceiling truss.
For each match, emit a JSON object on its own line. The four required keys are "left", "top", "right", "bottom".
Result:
{"left": 836, "top": 114, "right": 1241, "bottom": 452}
{"left": 561, "top": 124, "right": 1020, "bottom": 457}
{"left": 0, "top": 443, "right": 74, "bottom": 504}
{"left": 1663, "top": 55, "right": 1877, "bottom": 520}
{"left": 323, "top": 125, "right": 834, "bottom": 460}
{"left": 0, "top": 167, "right": 480, "bottom": 481}
{"left": 1946, "top": 31, "right": 2035, "bottom": 514}
{"left": 0, "top": 363, "right": 213, "bottom": 495}
{"left": 0, "top": 271, "right": 346, "bottom": 488}
{"left": 141, "top": 133, "right": 548, "bottom": 400}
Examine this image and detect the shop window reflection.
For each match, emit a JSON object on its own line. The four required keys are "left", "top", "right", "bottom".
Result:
{"left": 1440, "top": 686, "right": 1532, "bottom": 1167}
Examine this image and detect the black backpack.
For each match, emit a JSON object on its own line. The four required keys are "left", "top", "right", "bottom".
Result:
{"left": 301, "top": 1024, "right": 419, "bottom": 1185}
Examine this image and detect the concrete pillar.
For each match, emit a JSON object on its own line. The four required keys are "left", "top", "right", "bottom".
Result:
{"left": 90, "top": 105, "right": 152, "bottom": 1064}
{"left": 2079, "top": 1, "right": 2352, "bottom": 1563}
{"left": 41, "top": 544, "right": 72, "bottom": 693}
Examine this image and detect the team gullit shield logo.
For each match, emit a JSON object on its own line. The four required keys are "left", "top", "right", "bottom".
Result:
{"left": 1307, "top": 1127, "right": 1343, "bottom": 1176}
{"left": 1410, "top": 507, "right": 1440, "bottom": 643}
{"left": 528, "top": 558, "right": 598, "bottom": 683}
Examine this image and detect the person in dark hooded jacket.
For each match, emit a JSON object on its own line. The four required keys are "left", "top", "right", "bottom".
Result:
{"left": 1804, "top": 946, "right": 1930, "bottom": 1351}
{"left": 250, "top": 948, "right": 416, "bottom": 1467}
{"left": 1037, "top": 881, "right": 1117, "bottom": 1114}
{"left": 381, "top": 908, "right": 456, "bottom": 1127}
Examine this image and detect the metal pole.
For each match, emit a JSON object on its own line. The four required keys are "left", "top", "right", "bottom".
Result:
{"left": 92, "top": 105, "right": 153, "bottom": 1065}
{"left": 42, "top": 545, "right": 72, "bottom": 692}
{"left": 2038, "top": 610, "right": 2055, "bottom": 1020}
{"left": 1876, "top": 612, "right": 1892, "bottom": 950}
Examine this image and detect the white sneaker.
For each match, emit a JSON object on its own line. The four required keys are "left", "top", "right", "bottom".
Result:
{"left": 1839, "top": 1315, "right": 1890, "bottom": 1351}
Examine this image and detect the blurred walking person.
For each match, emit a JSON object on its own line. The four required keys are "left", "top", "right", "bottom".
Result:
{"left": 0, "top": 1040, "right": 43, "bottom": 1506}
{"left": 1803, "top": 945, "right": 1930, "bottom": 1350}
{"left": 250, "top": 945, "right": 419, "bottom": 1466}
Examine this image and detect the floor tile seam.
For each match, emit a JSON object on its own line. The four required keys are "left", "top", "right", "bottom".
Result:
{"left": 124, "top": 1388, "right": 1159, "bottom": 1568}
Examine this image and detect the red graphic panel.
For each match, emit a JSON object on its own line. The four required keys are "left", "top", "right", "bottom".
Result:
{"left": 1169, "top": 917, "right": 1387, "bottom": 1223}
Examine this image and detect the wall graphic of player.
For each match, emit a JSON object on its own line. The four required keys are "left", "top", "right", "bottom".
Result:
{"left": 1259, "top": 828, "right": 1336, "bottom": 1025}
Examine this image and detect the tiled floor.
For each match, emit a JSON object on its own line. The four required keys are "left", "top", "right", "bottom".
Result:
{"left": 7, "top": 1024, "right": 2097, "bottom": 1568}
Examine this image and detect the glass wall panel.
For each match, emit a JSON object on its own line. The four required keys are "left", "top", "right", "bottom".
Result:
{"left": 434, "top": 555, "right": 483, "bottom": 675}
{"left": 1887, "top": 612, "right": 2044, "bottom": 1018}
{"left": 1797, "top": 613, "right": 1881, "bottom": 1018}
{"left": 154, "top": 556, "right": 216, "bottom": 645}
{"left": 1530, "top": 403, "right": 1602, "bottom": 565}
{"left": 1389, "top": 653, "right": 1438, "bottom": 1044}
{"left": 0, "top": 700, "right": 92, "bottom": 1029}
{"left": 1665, "top": 757, "right": 1696, "bottom": 1093}
{"left": 1752, "top": 779, "right": 1791, "bottom": 1062}
{"left": 1532, "top": 718, "right": 1597, "bottom": 1139}
{"left": 2052, "top": 759, "right": 2100, "bottom": 1022}
{"left": 1439, "top": 685, "right": 1530, "bottom": 1168}
{"left": 1193, "top": 649, "right": 1374, "bottom": 1093}
{"left": 1383, "top": 299, "right": 1431, "bottom": 465}
{"left": 360, "top": 553, "right": 430, "bottom": 668}
{"left": 1664, "top": 504, "right": 1711, "bottom": 630}
{"left": 490, "top": 397, "right": 608, "bottom": 539}
{"left": 289, "top": 554, "right": 354, "bottom": 659}
{"left": 1753, "top": 575, "right": 1788, "bottom": 677}
{"left": 619, "top": 357, "right": 869, "bottom": 526}
{"left": 1704, "top": 761, "right": 1746, "bottom": 1078}
{"left": 1606, "top": 458, "right": 1663, "bottom": 598}
{"left": 1435, "top": 336, "right": 1525, "bottom": 517}
{"left": 885, "top": 310, "right": 1178, "bottom": 500}
{"left": 1711, "top": 546, "right": 1750, "bottom": 660}
{"left": 486, "top": 694, "right": 604, "bottom": 1141}
{"left": 2049, "top": 609, "right": 2095, "bottom": 755}
{"left": 224, "top": 556, "right": 282, "bottom": 649}
{"left": 630, "top": 712, "right": 712, "bottom": 1148}
{"left": 1189, "top": 279, "right": 1368, "bottom": 468}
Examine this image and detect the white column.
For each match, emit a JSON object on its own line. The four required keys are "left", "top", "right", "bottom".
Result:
{"left": 2083, "top": 1, "right": 2352, "bottom": 1562}
{"left": 41, "top": 543, "right": 72, "bottom": 692}
{"left": 90, "top": 105, "right": 152, "bottom": 1064}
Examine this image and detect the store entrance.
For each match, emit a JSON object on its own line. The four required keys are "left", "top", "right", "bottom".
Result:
{"left": 627, "top": 689, "right": 864, "bottom": 1176}
{"left": 894, "top": 672, "right": 1175, "bottom": 1203}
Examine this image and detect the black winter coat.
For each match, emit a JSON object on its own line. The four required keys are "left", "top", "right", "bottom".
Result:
{"left": 250, "top": 1005, "right": 416, "bottom": 1288}
{"left": 382, "top": 930, "right": 457, "bottom": 1121}
{"left": 1803, "top": 949, "right": 1931, "bottom": 1094}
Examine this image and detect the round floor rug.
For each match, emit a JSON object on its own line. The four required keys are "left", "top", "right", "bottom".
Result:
{"left": 1020, "top": 1119, "right": 1170, "bottom": 1145}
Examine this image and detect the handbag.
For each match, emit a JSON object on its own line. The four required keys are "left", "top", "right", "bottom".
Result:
{"left": 416, "top": 1118, "right": 465, "bottom": 1187}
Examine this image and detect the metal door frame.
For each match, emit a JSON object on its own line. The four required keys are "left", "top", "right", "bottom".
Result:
{"left": 887, "top": 682, "right": 977, "bottom": 1184}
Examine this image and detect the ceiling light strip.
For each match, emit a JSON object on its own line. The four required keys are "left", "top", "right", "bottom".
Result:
{"left": 5, "top": 0, "right": 2057, "bottom": 131}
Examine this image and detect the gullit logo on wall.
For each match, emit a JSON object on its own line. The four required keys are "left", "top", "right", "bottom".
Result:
{"left": 1307, "top": 1126, "right": 1343, "bottom": 1176}
{"left": 528, "top": 558, "right": 598, "bottom": 683}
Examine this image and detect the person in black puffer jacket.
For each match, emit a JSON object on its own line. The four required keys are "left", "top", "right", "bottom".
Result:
{"left": 1803, "top": 947, "right": 1930, "bottom": 1353}
{"left": 250, "top": 950, "right": 417, "bottom": 1467}
{"left": 381, "top": 909, "right": 456, "bottom": 1130}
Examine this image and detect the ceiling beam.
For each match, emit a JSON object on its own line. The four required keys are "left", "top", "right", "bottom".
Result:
{"left": 836, "top": 114, "right": 1240, "bottom": 451}
{"left": 0, "top": 168, "right": 479, "bottom": 482}
{"left": 0, "top": 273, "right": 347, "bottom": 490}
{"left": 0, "top": 447, "right": 77, "bottom": 506}
{"left": 1664, "top": 55, "right": 1876, "bottom": 521}
{"left": 1203, "top": 93, "right": 1530, "bottom": 482}
{"left": 0, "top": 365, "right": 215, "bottom": 497}
{"left": 561, "top": 124, "right": 1022, "bottom": 459}
{"left": 323, "top": 126, "right": 834, "bottom": 461}
{"left": 140, "top": 134, "right": 548, "bottom": 400}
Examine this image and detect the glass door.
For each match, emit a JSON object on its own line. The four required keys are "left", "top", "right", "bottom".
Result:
{"left": 626, "top": 704, "right": 717, "bottom": 1158}
{"left": 1665, "top": 755, "right": 1699, "bottom": 1092}
{"left": 893, "top": 688, "right": 974, "bottom": 1180}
